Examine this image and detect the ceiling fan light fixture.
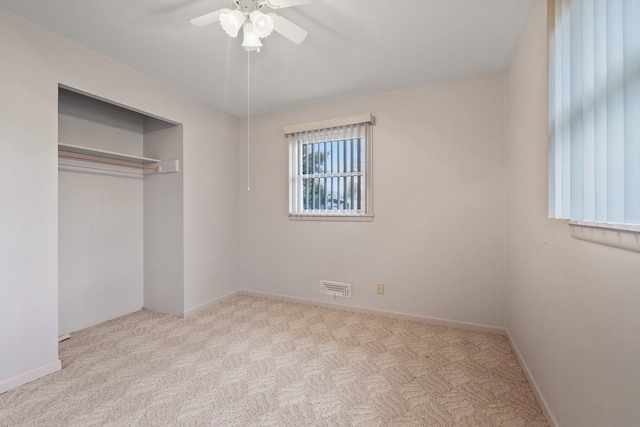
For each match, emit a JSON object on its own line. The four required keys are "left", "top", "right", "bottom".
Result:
{"left": 189, "top": 0, "right": 308, "bottom": 51}
{"left": 249, "top": 10, "right": 274, "bottom": 38}
{"left": 242, "top": 22, "right": 263, "bottom": 49}
{"left": 220, "top": 8, "right": 245, "bottom": 38}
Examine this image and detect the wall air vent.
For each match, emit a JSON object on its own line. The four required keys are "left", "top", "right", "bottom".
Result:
{"left": 320, "top": 280, "right": 352, "bottom": 298}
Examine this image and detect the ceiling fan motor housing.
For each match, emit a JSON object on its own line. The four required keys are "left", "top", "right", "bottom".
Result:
{"left": 237, "top": 0, "right": 264, "bottom": 15}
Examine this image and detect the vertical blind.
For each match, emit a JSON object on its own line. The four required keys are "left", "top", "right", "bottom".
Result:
{"left": 293, "top": 124, "right": 366, "bottom": 213}
{"left": 548, "top": 0, "right": 640, "bottom": 227}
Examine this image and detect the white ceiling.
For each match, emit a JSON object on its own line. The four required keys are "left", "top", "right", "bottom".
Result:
{"left": 0, "top": 0, "right": 536, "bottom": 117}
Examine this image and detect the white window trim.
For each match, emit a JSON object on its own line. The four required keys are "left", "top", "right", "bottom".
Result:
{"left": 569, "top": 222, "right": 640, "bottom": 254}
{"left": 288, "top": 213, "right": 374, "bottom": 222}
{"left": 568, "top": 220, "right": 640, "bottom": 233}
{"left": 286, "top": 113, "right": 374, "bottom": 221}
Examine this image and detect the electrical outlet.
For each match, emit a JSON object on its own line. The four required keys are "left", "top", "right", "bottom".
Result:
{"left": 377, "top": 283, "right": 384, "bottom": 295}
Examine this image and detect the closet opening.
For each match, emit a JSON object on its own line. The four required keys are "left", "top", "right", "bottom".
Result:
{"left": 58, "top": 87, "right": 184, "bottom": 340}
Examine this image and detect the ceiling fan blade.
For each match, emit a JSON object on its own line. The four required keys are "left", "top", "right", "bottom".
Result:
{"left": 269, "top": 13, "right": 308, "bottom": 44}
{"left": 189, "top": 9, "right": 228, "bottom": 27}
{"left": 264, "top": 0, "right": 311, "bottom": 9}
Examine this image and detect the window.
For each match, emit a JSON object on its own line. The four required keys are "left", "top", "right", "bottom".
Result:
{"left": 285, "top": 113, "right": 374, "bottom": 220}
{"left": 548, "top": 0, "right": 640, "bottom": 231}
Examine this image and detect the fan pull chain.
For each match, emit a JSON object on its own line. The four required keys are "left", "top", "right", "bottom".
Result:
{"left": 247, "top": 50, "right": 251, "bottom": 191}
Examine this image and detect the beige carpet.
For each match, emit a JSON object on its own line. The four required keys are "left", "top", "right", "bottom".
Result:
{"left": 0, "top": 295, "right": 548, "bottom": 426}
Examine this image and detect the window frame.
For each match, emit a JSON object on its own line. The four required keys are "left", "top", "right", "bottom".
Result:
{"left": 285, "top": 113, "right": 374, "bottom": 221}
{"left": 548, "top": 0, "right": 640, "bottom": 252}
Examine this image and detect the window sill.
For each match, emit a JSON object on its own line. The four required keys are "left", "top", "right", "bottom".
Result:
{"left": 289, "top": 214, "right": 374, "bottom": 222}
{"left": 569, "top": 221, "right": 640, "bottom": 253}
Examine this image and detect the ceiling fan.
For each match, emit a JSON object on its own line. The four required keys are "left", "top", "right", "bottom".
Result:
{"left": 189, "top": 0, "right": 310, "bottom": 52}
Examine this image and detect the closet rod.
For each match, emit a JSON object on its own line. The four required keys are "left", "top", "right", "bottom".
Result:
{"left": 58, "top": 152, "right": 160, "bottom": 171}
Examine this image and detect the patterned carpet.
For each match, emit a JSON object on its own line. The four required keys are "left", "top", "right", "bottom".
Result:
{"left": 0, "top": 295, "right": 548, "bottom": 426}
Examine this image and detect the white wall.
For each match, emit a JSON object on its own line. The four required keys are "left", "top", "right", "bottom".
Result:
{"left": 239, "top": 74, "right": 507, "bottom": 328}
{"left": 0, "top": 11, "right": 60, "bottom": 392}
{"left": 506, "top": 1, "right": 640, "bottom": 426}
{"left": 0, "top": 9, "right": 240, "bottom": 391}
{"left": 58, "top": 90, "right": 145, "bottom": 335}
{"left": 144, "top": 119, "right": 184, "bottom": 316}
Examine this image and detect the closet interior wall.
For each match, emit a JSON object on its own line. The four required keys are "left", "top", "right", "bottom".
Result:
{"left": 58, "top": 88, "right": 183, "bottom": 337}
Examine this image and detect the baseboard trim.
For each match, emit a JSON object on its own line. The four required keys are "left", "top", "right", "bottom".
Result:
{"left": 507, "top": 332, "right": 559, "bottom": 427}
{"left": 0, "top": 360, "right": 61, "bottom": 395}
{"left": 183, "top": 290, "right": 243, "bottom": 317}
{"left": 241, "top": 290, "right": 507, "bottom": 336}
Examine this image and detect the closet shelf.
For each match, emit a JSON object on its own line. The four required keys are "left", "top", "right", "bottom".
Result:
{"left": 58, "top": 143, "right": 161, "bottom": 164}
